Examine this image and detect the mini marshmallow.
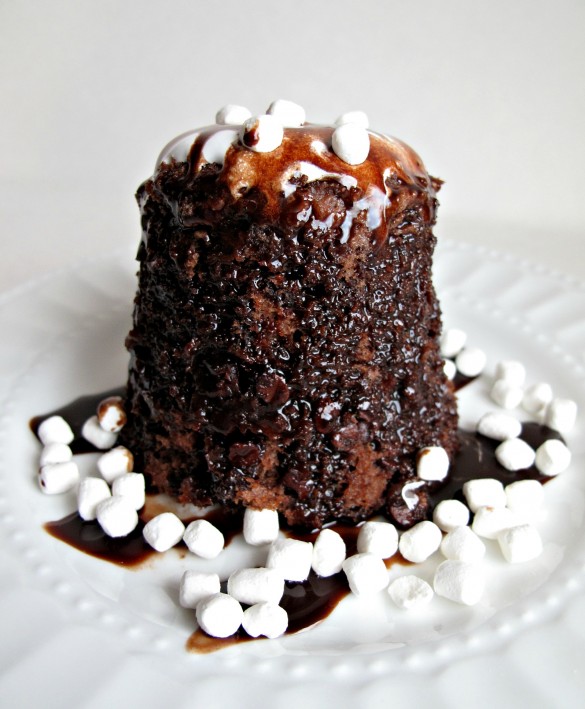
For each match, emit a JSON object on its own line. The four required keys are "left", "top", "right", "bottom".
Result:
{"left": 143, "top": 512, "right": 185, "bottom": 551}
{"left": 416, "top": 446, "right": 450, "bottom": 482}
{"left": 37, "top": 416, "right": 74, "bottom": 446}
{"left": 522, "top": 382, "right": 553, "bottom": 415}
{"left": 494, "top": 360, "right": 526, "bottom": 387}
{"left": 440, "top": 526, "right": 486, "bottom": 562}
{"left": 495, "top": 438, "right": 536, "bottom": 471}
{"left": 196, "top": 593, "right": 243, "bottom": 638}
{"left": 545, "top": 398, "right": 578, "bottom": 434}
{"left": 97, "top": 396, "right": 127, "bottom": 433}
{"left": 266, "top": 538, "right": 314, "bottom": 582}
{"left": 97, "top": 446, "right": 134, "bottom": 483}
{"left": 242, "top": 602, "right": 288, "bottom": 639}
{"left": 240, "top": 114, "right": 284, "bottom": 153}
{"left": 505, "top": 479, "right": 544, "bottom": 517}
{"left": 432, "top": 499, "right": 470, "bottom": 532}
{"left": 433, "top": 560, "right": 485, "bottom": 606}
{"left": 215, "top": 104, "right": 252, "bottom": 125}
{"left": 267, "top": 99, "right": 305, "bottom": 127}
{"left": 455, "top": 347, "right": 487, "bottom": 378}
{"left": 535, "top": 439, "right": 572, "bottom": 476}
{"left": 77, "top": 477, "right": 111, "bottom": 521}
{"left": 201, "top": 128, "right": 238, "bottom": 165}
{"left": 497, "top": 524, "right": 543, "bottom": 563}
{"left": 227, "top": 567, "right": 284, "bottom": 605}
{"left": 387, "top": 575, "right": 434, "bottom": 610}
{"left": 463, "top": 478, "right": 506, "bottom": 512}
{"left": 477, "top": 412, "right": 522, "bottom": 441}
{"left": 443, "top": 359, "right": 457, "bottom": 380}
{"left": 81, "top": 416, "right": 118, "bottom": 450}
{"left": 243, "top": 507, "right": 279, "bottom": 546}
{"left": 179, "top": 570, "right": 220, "bottom": 609}
{"left": 342, "top": 553, "right": 388, "bottom": 596}
{"left": 331, "top": 123, "right": 370, "bottom": 165}
{"left": 183, "top": 519, "right": 225, "bottom": 559}
{"left": 96, "top": 496, "right": 139, "bottom": 538}
{"left": 334, "top": 110, "right": 369, "bottom": 128}
{"left": 471, "top": 505, "right": 519, "bottom": 540}
{"left": 312, "top": 528, "right": 347, "bottom": 576}
{"left": 111, "top": 472, "right": 145, "bottom": 510}
{"left": 356, "top": 521, "right": 398, "bottom": 559}
{"left": 398, "top": 521, "right": 442, "bottom": 563}
{"left": 440, "top": 328, "right": 467, "bottom": 358}
{"left": 490, "top": 380, "right": 524, "bottom": 410}
{"left": 39, "top": 442, "right": 72, "bottom": 466}
{"left": 39, "top": 461, "right": 79, "bottom": 495}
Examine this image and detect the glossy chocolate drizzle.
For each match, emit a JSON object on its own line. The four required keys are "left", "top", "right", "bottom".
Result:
{"left": 34, "top": 388, "right": 562, "bottom": 651}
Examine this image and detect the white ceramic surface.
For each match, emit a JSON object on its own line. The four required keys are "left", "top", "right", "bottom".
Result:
{"left": 1, "top": 242, "right": 585, "bottom": 707}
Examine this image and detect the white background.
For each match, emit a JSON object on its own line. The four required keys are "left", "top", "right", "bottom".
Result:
{"left": 1, "top": 0, "right": 584, "bottom": 295}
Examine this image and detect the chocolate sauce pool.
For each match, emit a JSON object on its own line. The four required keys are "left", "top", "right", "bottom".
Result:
{"left": 32, "top": 387, "right": 562, "bottom": 652}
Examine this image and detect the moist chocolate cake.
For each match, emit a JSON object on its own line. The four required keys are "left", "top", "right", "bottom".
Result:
{"left": 122, "top": 104, "right": 458, "bottom": 529}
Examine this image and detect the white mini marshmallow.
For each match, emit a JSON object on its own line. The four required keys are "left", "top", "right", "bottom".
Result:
{"left": 215, "top": 104, "right": 252, "bottom": 125}
{"left": 179, "top": 570, "right": 220, "bottom": 609}
{"left": 443, "top": 359, "right": 457, "bottom": 380}
{"left": 39, "top": 461, "right": 79, "bottom": 495}
{"left": 335, "top": 110, "right": 369, "bottom": 128}
{"left": 463, "top": 478, "right": 506, "bottom": 512}
{"left": 545, "top": 398, "right": 578, "bottom": 434}
{"left": 183, "top": 519, "right": 224, "bottom": 559}
{"left": 398, "top": 521, "right": 442, "bottom": 563}
{"left": 312, "top": 528, "right": 347, "bottom": 577}
{"left": 39, "top": 442, "right": 73, "bottom": 466}
{"left": 331, "top": 123, "right": 370, "bottom": 165}
{"left": 342, "top": 553, "right": 388, "bottom": 596}
{"left": 495, "top": 360, "right": 526, "bottom": 387}
{"left": 77, "top": 477, "right": 111, "bottom": 521}
{"left": 243, "top": 507, "right": 279, "bottom": 546}
{"left": 267, "top": 99, "right": 305, "bottom": 127}
{"left": 266, "top": 538, "right": 313, "bottom": 582}
{"left": 535, "top": 439, "right": 572, "bottom": 476}
{"left": 490, "top": 380, "right": 524, "bottom": 410}
{"left": 37, "top": 416, "right": 74, "bottom": 445}
{"left": 440, "top": 328, "right": 467, "bottom": 358}
{"left": 495, "top": 438, "right": 536, "bottom": 471}
{"left": 143, "top": 512, "right": 185, "bottom": 551}
{"left": 497, "top": 524, "right": 543, "bottom": 563}
{"left": 440, "top": 526, "right": 486, "bottom": 562}
{"left": 387, "top": 575, "right": 434, "bottom": 610}
{"left": 477, "top": 412, "right": 522, "bottom": 441}
{"left": 416, "top": 446, "right": 450, "bottom": 481}
{"left": 196, "top": 593, "right": 243, "bottom": 638}
{"left": 96, "top": 396, "right": 126, "bottom": 433}
{"left": 96, "top": 496, "right": 139, "bottom": 538}
{"left": 356, "top": 521, "right": 398, "bottom": 558}
{"left": 240, "top": 114, "right": 284, "bottom": 153}
{"left": 505, "top": 479, "right": 544, "bottom": 517}
{"left": 432, "top": 499, "right": 470, "bottom": 532}
{"left": 433, "top": 560, "right": 485, "bottom": 606}
{"left": 97, "top": 446, "right": 134, "bottom": 483}
{"left": 455, "top": 347, "right": 487, "bottom": 377}
{"left": 81, "top": 415, "right": 118, "bottom": 450}
{"left": 227, "top": 567, "right": 284, "bottom": 605}
{"left": 522, "top": 382, "right": 553, "bottom": 415}
{"left": 111, "top": 472, "right": 145, "bottom": 510}
{"left": 242, "top": 602, "right": 288, "bottom": 639}
{"left": 471, "top": 505, "right": 519, "bottom": 540}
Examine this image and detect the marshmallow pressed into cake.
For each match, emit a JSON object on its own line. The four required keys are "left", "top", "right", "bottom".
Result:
{"left": 121, "top": 104, "right": 458, "bottom": 529}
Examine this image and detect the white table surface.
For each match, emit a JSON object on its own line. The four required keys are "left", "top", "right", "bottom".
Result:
{"left": 1, "top": 0, "right": 584, "bottom": 295}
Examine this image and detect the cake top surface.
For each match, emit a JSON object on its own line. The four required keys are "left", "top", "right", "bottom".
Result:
{"left": 149, "top": 101, "right": 438, "bottom": 247}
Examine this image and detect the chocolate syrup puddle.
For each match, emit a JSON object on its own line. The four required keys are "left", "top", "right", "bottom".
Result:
{"left": 34, "top": 387, "right": 564, "bottom": 652}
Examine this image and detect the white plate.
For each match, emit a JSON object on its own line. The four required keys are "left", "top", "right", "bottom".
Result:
{"left": 1, "top": 241, "right": 585, "bottom": 708}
